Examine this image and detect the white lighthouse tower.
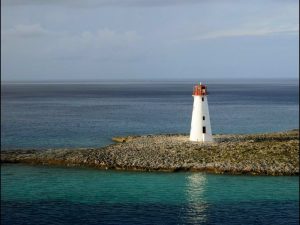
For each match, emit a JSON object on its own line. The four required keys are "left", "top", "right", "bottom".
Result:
{"left": 190, "top": 82, "right": 213, "bottom": 142}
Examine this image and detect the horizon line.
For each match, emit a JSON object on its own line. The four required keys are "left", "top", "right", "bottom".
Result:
{"left": 2, "top": 77, "right": 299, "bottom": 82}
{"left": 1, "top": 78, "right": 299, "bottom": 85}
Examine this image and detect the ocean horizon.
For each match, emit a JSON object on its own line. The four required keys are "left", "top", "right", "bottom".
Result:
{"left": 2, "top": 77, "right": 298, "bottom": 84}
{"left": 1, "top": 79, "right": 298, "bottom": 149}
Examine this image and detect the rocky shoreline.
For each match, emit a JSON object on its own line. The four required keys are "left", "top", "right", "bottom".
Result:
{"left": 1, "top": 130, "right": 299, "bottom": 175}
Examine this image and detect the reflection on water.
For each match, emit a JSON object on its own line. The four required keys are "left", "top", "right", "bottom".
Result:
{"left": 183, "top": 173, "right": 208, "bottom": 224}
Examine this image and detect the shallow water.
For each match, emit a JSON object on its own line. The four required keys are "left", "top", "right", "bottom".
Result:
{"left": 1, "top": 164, "right": 299, "bottom": 225}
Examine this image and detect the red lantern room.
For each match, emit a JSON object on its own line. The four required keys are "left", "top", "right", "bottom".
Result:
{"left": 192, "top": 83, "right": 207, "bottom": 96}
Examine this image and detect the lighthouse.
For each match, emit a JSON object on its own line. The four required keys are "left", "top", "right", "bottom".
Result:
{"left": 190, "top": 82, "right": 213, "bottom": 142}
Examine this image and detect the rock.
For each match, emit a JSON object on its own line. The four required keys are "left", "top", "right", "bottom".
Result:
{"left": 112, "top": 136, "right": 136, "bottom": 143}
{"left": 1, "top": 130, "right": 299, "bottom": 176}
{"left": 112, "top": 137, "right": 127, "bottom": 143}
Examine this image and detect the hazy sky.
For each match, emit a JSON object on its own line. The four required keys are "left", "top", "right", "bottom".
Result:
{"left": 1, "top": 0, "right": 299, "bottom": 81}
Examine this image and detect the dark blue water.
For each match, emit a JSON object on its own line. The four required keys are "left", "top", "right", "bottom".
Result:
{"left": 1, "top": 80, "right": 299, "bottom": 225}
{"left": 1, "top": 80, "right": 299, "bottom": 149}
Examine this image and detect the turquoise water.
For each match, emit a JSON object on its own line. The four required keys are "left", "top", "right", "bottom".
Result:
{"left": 1, "top": 164, "right": 299, "bottom": 225}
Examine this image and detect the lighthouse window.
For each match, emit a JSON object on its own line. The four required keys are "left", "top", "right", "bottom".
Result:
{"left": 202, "top": 97, "right": 204, "bottom": 101}
{"left": 203, "top": 126, "right": 206, "bottom": 134}
{"left": 203, "top": 116, "right": 205, "bottom": 120}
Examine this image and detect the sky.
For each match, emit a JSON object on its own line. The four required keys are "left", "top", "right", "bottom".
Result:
{"left": 1, "top": 0, "right": 299, "bottom": 81}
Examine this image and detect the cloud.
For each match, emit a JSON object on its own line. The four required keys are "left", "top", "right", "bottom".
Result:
{"left": 188, "top": 25, "right": 299, "bottom": 41}
{"left": 2, "top": 0, "right": 299, "bottom": 8}
{"left": 43, "top": 28, "right": 143, "bottom": 61}
{"left": 2, "top": 0, "right": 202, "bottom": 7}
{"left": 1, "top": 24, "right": 142, "bottom": 62}
{"left": 56, "top": 29, "right": 141, "bottom": 55}
{"left": 2, "top": 24, "right": 54, "bottom": 40}
{"left": 2, "top": 24, "right": 140, "bottom": 47}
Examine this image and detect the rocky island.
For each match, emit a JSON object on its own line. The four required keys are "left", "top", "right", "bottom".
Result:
{"left": 1, "top": 130, "right": 299, "bottom": 175}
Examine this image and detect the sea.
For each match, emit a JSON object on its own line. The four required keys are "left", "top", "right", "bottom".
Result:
{"left": 1, "top": 79, "right": 299, "bottom": 225}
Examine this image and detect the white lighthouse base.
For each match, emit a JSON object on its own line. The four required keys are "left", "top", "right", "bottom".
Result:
{"left": 189, "top": 95, "right": 213, "bottom": 142}
{"left": 190, "top": 133, "right": 213, "bottom": 142}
